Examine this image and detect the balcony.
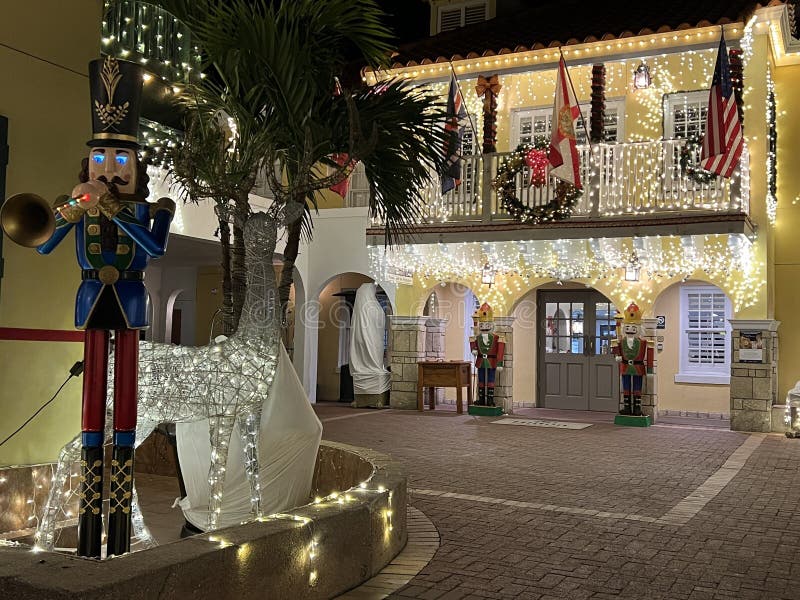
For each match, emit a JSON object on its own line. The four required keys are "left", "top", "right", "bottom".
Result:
{"left": 362, "top": 139, "right": 753, "bottom": 244}
{"left": 102, "top": 0, "right": 202, "bottom": 83}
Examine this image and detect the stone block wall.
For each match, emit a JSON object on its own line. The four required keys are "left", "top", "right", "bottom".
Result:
{"left": 389, "top": 317, "right": 428, "bottom": 409}
{"left": 641, "top": 318, "right": 660, "bottom": 423}
{"left": 729, "top": 320, "right": 780, "bottom": 432}
{"left": 494, "top": 317, "right": 515, "bottom": 414}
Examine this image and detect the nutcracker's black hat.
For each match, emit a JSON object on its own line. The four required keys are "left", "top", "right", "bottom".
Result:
{"left": 87, "top": 56, "right": 143, "bottom": 149}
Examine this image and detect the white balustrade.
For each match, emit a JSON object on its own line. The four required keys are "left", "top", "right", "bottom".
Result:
{"left": 352, "top": 139, "right": 749, "bottom": 226}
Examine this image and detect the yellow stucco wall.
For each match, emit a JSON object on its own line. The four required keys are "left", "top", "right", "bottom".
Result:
{"left": 0, "top": 1, "right": 102, "bottom": 466}
{"left": 773, "top": 60, "right": 800, "bottom": 402}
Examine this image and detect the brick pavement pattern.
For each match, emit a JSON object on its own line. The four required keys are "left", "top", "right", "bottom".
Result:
{"left": 316, "top": 404, "right": 800, "bottom": 600}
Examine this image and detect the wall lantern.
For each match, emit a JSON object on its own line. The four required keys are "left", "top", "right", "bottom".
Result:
{"left": 625, "top": 254, "right": 641, "bottom": 282}
{"left": 633, "top": 61, "right": 652, "bottom": 90}
{"left": 481, "top": 262, "right": 495, "bottom": 286}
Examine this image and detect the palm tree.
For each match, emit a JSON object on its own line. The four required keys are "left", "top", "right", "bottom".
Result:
{"left": 154, "top": 0, "right": 447, "bottom": 322}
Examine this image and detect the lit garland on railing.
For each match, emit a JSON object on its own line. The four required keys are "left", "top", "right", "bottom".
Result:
{"left": 766, "top": 67, "right": 777, "bottom": 224}
{"left": 369, "top": 233, "right": 763, "bottom": 312}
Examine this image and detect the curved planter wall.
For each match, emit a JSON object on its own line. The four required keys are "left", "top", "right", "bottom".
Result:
{"left": 0, "top": 441, "right": 407, "bottom": 600}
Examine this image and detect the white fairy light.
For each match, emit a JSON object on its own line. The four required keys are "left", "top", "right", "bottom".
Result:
{"left": 370, "top": 233, "right": 762, "bottom": 312}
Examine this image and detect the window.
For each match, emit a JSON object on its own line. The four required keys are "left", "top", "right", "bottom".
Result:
{"left": 345, "top": 163, "right": 370, "bottom": 207}
{"left": 664, "top": 91, "right": 708, "bottom": 140}
{"left": 511, "top": 100, "right": 624, "bottom": 146}
{"left": 676, "top": 285, "right": 731, "bottom": 384}
{"left": 437, "top": 1, "right": 488, "bottom": 33}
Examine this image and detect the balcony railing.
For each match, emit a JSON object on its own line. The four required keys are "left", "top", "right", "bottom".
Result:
{"left": 351, "top": 139, "right": 749, "bottom": 225}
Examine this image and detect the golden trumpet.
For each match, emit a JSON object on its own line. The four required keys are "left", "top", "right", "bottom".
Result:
{"left": 0, "top": 192, "right": 96, "bottom": 247}
{"left": 0, "top": 193, "right": 62, "bottom": 248}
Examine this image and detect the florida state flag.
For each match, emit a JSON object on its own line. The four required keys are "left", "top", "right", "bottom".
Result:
{"left": 548, "top": 57, "right": 582, "bottom": 189}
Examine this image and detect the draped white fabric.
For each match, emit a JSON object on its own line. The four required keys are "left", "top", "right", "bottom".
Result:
{"left": 349, "top": 283, "right": 391, "bottom": 395}
{"left": 176, "top": 343, "right": 322, "bottom": 531}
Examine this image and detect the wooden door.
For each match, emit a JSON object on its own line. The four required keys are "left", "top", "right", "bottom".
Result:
{"left": 538, "top": 290, "right": 619, "bottom": 412}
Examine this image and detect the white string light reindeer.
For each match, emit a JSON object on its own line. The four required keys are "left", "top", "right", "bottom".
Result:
{"left": 37, "top": 210, "right": 285, "bottom": 551}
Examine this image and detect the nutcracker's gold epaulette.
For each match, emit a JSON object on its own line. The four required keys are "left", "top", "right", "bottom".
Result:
{"left": 496, "top": 333, "right": 506, "bottom": 343}
{"left": 610, "top": 339, "right": 619, "bottom": 348}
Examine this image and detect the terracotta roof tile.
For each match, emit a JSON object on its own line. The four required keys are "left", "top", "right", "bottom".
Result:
{"left": 388, "top": 0, "right": 778, "bottom": 68}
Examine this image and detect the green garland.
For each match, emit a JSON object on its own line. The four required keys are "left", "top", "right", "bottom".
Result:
{"left": 679, "top": 137, "right": 718, "bottom": 185}
{"left": 493, "top": 142, "right": 582, "bottom": 225}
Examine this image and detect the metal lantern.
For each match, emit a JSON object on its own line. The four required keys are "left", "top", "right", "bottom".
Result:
{"left": 481, "top": 262, "right": 495, "bottom": 286}
{"left": 625, "top": 255, "right": 641, "bottom": 281}
{"left": 633, "top": 61, "right": 652, "bottom": 90}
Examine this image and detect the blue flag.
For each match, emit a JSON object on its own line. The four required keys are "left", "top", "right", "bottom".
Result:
{"left": 441, "top": 73, "right": 467, "bottom": 195}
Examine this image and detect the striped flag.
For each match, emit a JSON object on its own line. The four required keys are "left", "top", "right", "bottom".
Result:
{"left": 700, "top": 33, "right": 743, "bottom": 178}
{"left": 549, "top": 57, "right": 582, "bottom": 189}
{"left": 441, "top": 72, "right": 467, "bottom": 195}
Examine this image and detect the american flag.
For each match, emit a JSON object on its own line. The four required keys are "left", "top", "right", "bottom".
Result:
{"left": 441, "top": 72, "right": 467, "bottom": 195}
{"left": 700, "top": 33, "right": 743, "bottom": 178}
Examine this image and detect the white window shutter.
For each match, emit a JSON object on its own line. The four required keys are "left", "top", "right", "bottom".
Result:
{"left": 439, "top": 7, "right": 462, "bottom": 32}
{"left": 464, "top": 4, "right": 487, "bottom": 25}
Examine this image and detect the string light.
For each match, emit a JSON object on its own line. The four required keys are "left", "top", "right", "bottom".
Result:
{"left": 101, "top": 0, "right": 201, "bottom": 83}
{"left": 765, "top": 66, "right": 777, "bottom": 224}
{"left": 370, "top": 233, "right": 762, "bottom": 313}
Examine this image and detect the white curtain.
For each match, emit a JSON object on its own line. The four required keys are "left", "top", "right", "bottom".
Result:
{"left": 349, "top": 283, "right": 391, "bottom": 395}
{"left": 176, "top": 343, "right": 322, "bottom": 530}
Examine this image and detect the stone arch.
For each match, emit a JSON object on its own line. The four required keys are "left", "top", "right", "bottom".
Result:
{"left": 309, "top": 272, "right": 392, "bottom": 403}
{"left": 164, "top": 288, "right": 185, "bottom": 344}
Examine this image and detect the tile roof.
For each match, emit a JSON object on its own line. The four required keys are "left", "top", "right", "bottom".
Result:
{"left": 389, "top": 0, "right": 785, "bottom": 68}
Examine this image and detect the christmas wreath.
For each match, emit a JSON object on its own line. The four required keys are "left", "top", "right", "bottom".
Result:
{"left": 493, "top": 142, "right": 582, "bottom": 224}
{"left": 679, "top": 137, "right": 718, "bottom": 185}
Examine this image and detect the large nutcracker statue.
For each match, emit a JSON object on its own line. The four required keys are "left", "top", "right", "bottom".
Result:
{"left": 611, "top": 302, "right": 654, "bottom": 416}
{"left": 469, "top": 302, "right": 505, "bottom": 406}
{"left": 0, "top": 57, "right": 174, "bottom": 557}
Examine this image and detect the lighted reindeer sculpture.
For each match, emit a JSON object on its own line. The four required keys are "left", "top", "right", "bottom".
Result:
{"left": 37, "top": 210, "right": 284, "bottom": 551}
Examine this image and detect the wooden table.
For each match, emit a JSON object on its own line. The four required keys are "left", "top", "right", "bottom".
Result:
{"left": 417, "top": 361, "right": 473, "bottom": 414}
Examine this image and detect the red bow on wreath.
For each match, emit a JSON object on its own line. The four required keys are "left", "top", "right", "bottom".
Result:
{"left": 524, "top": 148, "right": 549, "bottom": 187}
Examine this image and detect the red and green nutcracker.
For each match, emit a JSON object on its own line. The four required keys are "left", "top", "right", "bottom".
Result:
{"left": 469, "top": 302, "right": 505, "bottom": 406}
{"left": 611, "top": 302, "right": 654, "bottom": 416}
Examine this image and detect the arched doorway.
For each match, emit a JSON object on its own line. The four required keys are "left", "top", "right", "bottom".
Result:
{"left": 421, "top": 283, "right": 480, "bottom": 404}
{"left": 316, "top": 273, "right": 391, "bottom": 402}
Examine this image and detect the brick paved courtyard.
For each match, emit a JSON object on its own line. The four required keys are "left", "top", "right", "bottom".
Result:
{"left": 316, "top": 404, "right": 800, "bottom": 600}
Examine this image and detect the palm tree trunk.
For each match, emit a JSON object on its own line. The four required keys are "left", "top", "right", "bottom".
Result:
{"left": 278, "top": 209, "right": 302, "bottom": 322}
{"left": 231, "top": 193, "right": 249, "bottom": 330}
{"left": 217, "top": 216, "right": 235, "bottom": 335}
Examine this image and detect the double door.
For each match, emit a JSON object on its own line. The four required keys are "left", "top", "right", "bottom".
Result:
{"left": 538, "top": 290, "right": 620, "bottom": 411}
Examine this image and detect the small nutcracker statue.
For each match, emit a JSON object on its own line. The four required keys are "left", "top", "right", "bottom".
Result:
{"left": 611, "top": 302, "right": 654, "bottom": 416}
{"left": 469, "top": 302, "right": 505, "bottom": 406}
{"left": 35, "top": 57, "right": 172, "bottom": 557}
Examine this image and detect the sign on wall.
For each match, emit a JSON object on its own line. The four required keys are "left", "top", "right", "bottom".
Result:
{"left": 656, "top": 315, "right": 666, "bottom": 329}
{"left": 739, "top": 330, "right": 764, "bottom": 363}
